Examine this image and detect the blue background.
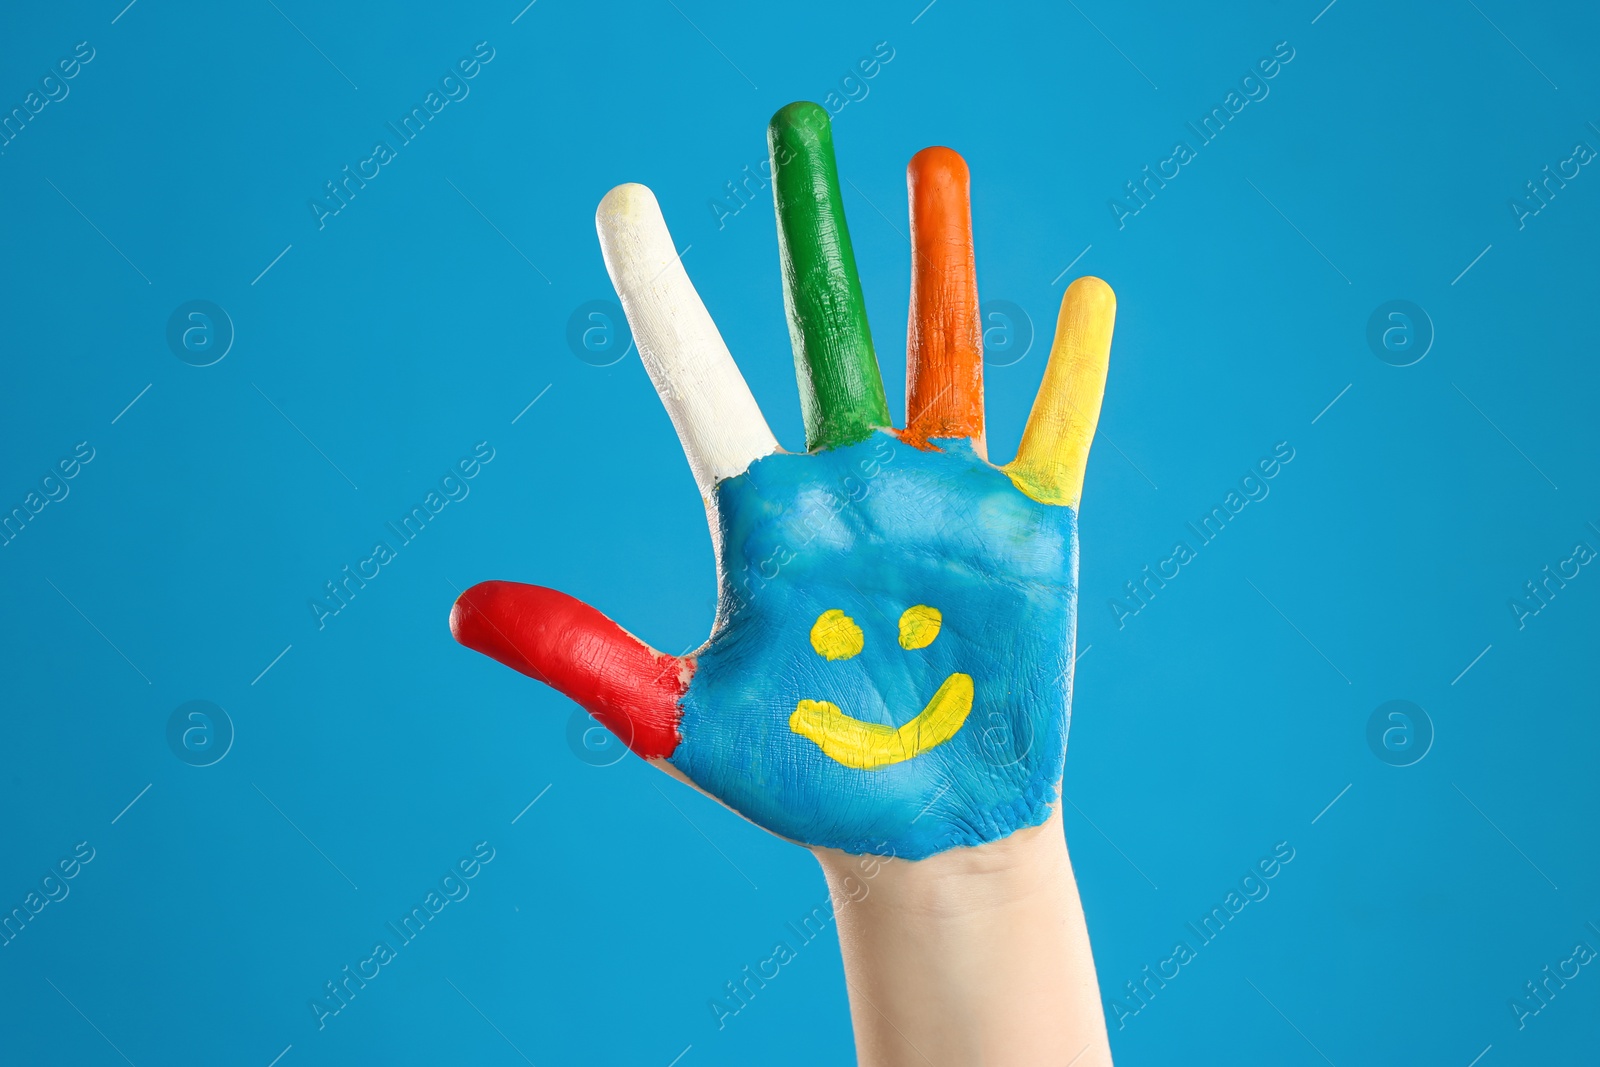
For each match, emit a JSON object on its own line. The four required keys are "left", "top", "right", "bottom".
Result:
{"left": 2, "top": 1, "right": 1595, "bottom": 1064}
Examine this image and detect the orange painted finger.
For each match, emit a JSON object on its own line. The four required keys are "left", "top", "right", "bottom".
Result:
{"left": 904, "top": 147, "right": 984, "bottom": 452}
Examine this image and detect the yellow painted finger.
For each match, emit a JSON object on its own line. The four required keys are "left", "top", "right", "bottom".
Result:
{"left": 1003, "top": 276, "right": 1115, "bottom": 508}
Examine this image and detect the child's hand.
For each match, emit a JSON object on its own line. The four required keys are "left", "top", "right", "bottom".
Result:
{"left": 451, "top": 102, "right": 1114, "bottom": 861}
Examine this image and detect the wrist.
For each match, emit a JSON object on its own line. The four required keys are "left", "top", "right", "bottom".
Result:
{"left": 813, "top": 805, "right": 1072, "bottom": 917}
{"left": 812, "top": 805, "right": 1113, "bottom": 1067}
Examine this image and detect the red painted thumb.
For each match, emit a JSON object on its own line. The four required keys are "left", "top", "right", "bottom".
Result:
{"left": 450, "top": 580, "right": 690, "bottom": 759}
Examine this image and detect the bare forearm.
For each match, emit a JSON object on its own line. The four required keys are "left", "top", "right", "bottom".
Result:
{"left": 816, "top": 808, "right": 1112, "bottom": 1067}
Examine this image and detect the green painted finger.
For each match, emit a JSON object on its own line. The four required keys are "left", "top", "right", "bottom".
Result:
{"left": 768, "top": 101, "right": 891, "bottom": 452}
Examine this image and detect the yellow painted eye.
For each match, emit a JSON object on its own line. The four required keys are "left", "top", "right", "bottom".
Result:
{"left": 898, "top": 605, "right": 942, "bottom": 650}
{"left": 810, "top": 609, "right": 864, "bottom": 660}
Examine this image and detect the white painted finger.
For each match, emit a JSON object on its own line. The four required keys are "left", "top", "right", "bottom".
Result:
{"left": 596, "top": 184, "right": 779, "bottom": 498}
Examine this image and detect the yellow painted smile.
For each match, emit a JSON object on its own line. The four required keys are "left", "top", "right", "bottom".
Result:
{"left": 788, "top": 605, "right": 974, "bottom": 770}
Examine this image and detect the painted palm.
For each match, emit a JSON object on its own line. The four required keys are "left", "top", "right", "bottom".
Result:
{"left": 452, "top": 102, "right": 1115, "bottom": 859}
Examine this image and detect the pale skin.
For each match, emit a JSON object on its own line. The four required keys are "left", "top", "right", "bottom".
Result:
{"left": 817, "top": 808, "right": 1112, "bottom": 1067}
{"left": 651, "top": 765, "right": 1113, "bottom": 1064}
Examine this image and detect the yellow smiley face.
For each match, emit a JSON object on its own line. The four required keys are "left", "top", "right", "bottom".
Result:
{"left": 788, "top": 604, "right": 974, "bottom": 770}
